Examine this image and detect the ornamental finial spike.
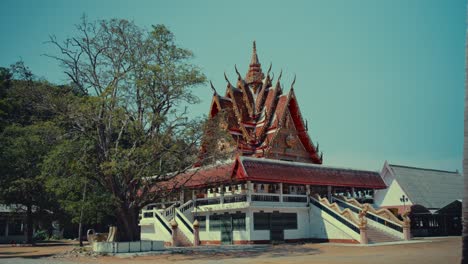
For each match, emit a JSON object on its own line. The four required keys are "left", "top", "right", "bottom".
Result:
{"left": 210, "top": 81, "right": 217, "bottom": 94}
{"left": 290, "top": 74, "right": 296, "bottom": 90}
{"left": 235, "top": 64, "right": 242, "bottom": 80}
{"left": 250, "top": 41, "right": 260, "bottom": 65}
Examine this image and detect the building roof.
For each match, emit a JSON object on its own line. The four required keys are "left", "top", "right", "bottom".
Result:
{"left": 163, "top": 157, "right": 386, "bottom": 190}
{"left": 202, "top": 42, "right": 322, "bottom": 164}
{"left": 389, "top": 164, "right": 462, "bottom": 209}
{"left": 236, "top": 157, "right": 386, "bottom": 189}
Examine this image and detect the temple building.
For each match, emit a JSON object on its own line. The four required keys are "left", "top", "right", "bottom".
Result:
{"left": 139, "top": 42, "right": 411, "bottom": 245}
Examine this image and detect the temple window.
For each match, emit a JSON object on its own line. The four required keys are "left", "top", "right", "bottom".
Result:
{"left": 194, "top": 215, "right": 206, "bottom": 231}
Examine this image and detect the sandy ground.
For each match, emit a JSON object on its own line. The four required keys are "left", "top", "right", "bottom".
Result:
{"left": 0, "top": 237, "right": 461, "bottom": 264}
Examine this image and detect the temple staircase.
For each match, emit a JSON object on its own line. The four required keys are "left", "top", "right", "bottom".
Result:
{"left": 309, "top": 195, "right": 363, "bottom": 243}
{"left": 366, "top": 226, "right": 401, "bottom": 243}
{"left": 331, "top": 195, "right": 410, "bottom": 243}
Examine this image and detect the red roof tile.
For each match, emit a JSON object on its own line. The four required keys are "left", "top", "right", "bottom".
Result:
{"left": 236, "top": 157, "right": 386, "bottom": 189}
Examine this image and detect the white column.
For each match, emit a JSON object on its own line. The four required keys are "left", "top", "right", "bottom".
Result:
{"left": 306, "top": 185, "right": 311, "bottom": 203}
{"left": 247, "top": 181, "right": 252, "bottom": 203}
{"left": 192, "top": 190, "right": 196, "bottom": 201}
{"left": 351, "top": 187, "right": 356, "bottom": 198}
{"left": 180, "top": 190, "right": 184, "bottom": 203}
{"left": 279, "top": 183, "right": 284, "bottom": 203}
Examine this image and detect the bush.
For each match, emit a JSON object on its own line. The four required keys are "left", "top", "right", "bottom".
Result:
{"left": 33, "top": 230, "right": 48, "bottom": 241}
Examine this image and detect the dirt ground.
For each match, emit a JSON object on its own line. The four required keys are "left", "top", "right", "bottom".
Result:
{"left": 0, "top": 237, "right": 462, "bottom": 264}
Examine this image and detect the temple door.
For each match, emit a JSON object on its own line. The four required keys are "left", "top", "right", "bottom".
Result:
{"left": 220, "top": 213, "right": 233, "bottom": 244}
{"left": 270, "top": 211, "right": 284, "bottom": 243}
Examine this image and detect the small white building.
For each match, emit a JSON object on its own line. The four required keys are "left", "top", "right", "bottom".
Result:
{"left": 374, "top": 161, "right": 463, "bottom": 214}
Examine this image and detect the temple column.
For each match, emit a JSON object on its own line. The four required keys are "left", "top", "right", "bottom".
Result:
{"left": 327, "top": 186, "right": 332, "bottom": 201}
{"left": 351, "top": 187, "right": 356, "bottom": 198}
{"left": 247, "top": 181, "right": 252, "bottom": 203}
{"left": 306, "top": 185, "right": 311, "bottom": 203}
{"left": 179, "top": 190, "right": 184, "bottom": 204}
{"left": 192, "top": 190, "right": 196, "bottom": 201}
{"left": 279, "top": 183, "right": 284, "bottom": 203}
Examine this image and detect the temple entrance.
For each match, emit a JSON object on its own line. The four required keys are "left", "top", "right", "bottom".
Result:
{"left": 270, "top": 211, "right": 284, "bottom": 243}
{"left": 220, "top": 214, "right": 233, "bottom": 244}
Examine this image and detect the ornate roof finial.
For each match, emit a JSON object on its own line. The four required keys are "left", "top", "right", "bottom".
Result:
{"left": 290, "top": 74, "right": 296, "bottom": 90}
{"left": 224, "top": 72, "right": 232, "bottom": 87}
{"left": 276, "top": 70, "right": 283, "bottom": 85}
{"left": 246, "top": 41, "right": 263, "bottom": 84}
{"left": 234, "top": 64, "right": 242, "bottom": 81}
{"left": 267, "top": 63, "right": 272, "bottom": 77}
{"left": 251, "top": 41, "right": 258, "bottom": 64}
{"left": 210, "top": 81, "right": 217, "bottom": 95}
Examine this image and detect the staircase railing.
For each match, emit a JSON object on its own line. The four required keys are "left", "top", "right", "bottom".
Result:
{"left": 310, "top": 195, "right": 363, "bottom": 234}
{"left": 163, "top": 203, "right": 179, "bottom": 221}
{"left": 333, "top": 195, "right": 410, "bottom": 233}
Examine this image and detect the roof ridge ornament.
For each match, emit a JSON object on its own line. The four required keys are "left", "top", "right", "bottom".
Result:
{"left": 290, "top": 74, "right": 296, "bottom": 90}
{"left": 234, "top": 64, "right": 242, "bottom": 81}
{"left": 210, "top": 81, "right": 217, "bottom": 95}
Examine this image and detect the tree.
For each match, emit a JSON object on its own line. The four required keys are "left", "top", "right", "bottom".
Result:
{"left": 0, "top": 122, "right": 62, "bottom": 243}
{"left": 46, "top": 16, "right": 228, "bottom": 241}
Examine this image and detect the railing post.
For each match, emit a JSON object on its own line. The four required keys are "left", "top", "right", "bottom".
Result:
{"left": 279, "top": 183, "right": 283, "bottom": 203}
{"left": 359, "top": 226, "right": 368, "bottom": 244}
{"left": 193, "top": 219, "right": 200, "bottom": 246}
{"left": 170, "top": 219, "right": 178, "bottom": 247}
{"left": 247, "top": 181, "right": 252, "bottom": 203}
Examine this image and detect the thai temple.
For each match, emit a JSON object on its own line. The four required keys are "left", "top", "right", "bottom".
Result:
{"left": 138, "top": 42, "right": 414, "bottom": 245}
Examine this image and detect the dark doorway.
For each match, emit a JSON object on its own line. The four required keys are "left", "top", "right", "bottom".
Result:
{"left": 220, "top": 214, "right": 233, "bottom": 244}
{"left": 270, "top": 212, "right": 284, "bottom": 243}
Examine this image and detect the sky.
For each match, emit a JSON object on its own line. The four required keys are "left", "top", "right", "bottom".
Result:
{"left": 0, "top": 0, "right": 466, "bottom": 172}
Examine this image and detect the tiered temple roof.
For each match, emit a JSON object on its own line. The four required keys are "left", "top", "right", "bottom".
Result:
{"left": 207, "top": 42, "right": 322, "bottom": 164}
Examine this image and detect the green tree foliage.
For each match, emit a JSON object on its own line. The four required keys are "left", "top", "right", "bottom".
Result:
{"left": 0, "top": 122, "right": 62, "bottom": 243}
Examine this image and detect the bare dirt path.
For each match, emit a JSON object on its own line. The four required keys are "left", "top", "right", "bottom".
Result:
{"left": 0, "top": 237, "right": 461, "bottom": 264}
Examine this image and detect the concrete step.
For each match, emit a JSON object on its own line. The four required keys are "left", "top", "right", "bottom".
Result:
{"left": 367, "top": 226, "right": 402, "bottom": 243}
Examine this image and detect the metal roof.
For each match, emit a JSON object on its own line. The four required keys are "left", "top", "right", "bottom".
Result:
{"left": 389, "top": 164, "right": 462, "bottom": 209}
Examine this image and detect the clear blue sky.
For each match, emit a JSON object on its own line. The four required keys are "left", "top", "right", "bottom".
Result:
{"left": 1, "top": 0, "right": 466, "bottom": 172}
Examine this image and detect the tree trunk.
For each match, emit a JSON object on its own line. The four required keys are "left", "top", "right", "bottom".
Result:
{"left": 25, "top": 204, "right": 33, "bottom": 244}
{"left": 462, "top": 7, "right": 468, "bottom": 263}
{"left": 117, "top": 207, "right": 140, "bottom": 241}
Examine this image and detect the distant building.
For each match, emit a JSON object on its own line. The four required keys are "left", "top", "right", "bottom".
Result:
{"left": 374, "top": 162, "right": 462, "bottom": 236}
{"left": 374, "top": 161, "right": 462, "bottom": 213}
{"left": 0, "top": 205, "right": 27, "bottom": 243}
